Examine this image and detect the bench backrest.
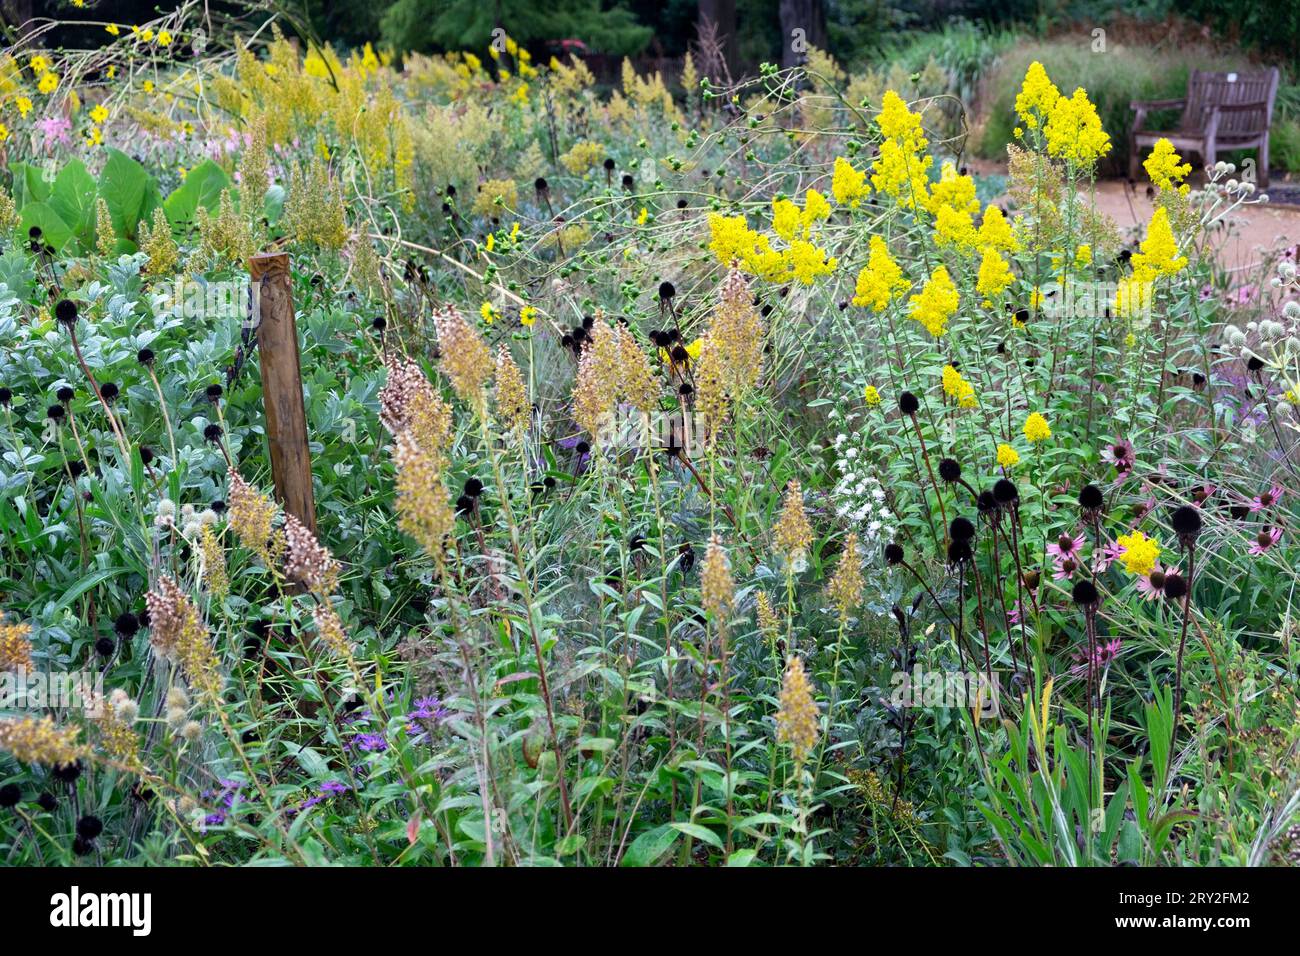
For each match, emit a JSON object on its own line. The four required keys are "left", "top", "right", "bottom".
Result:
{"left": 1183, "top": 68, "right": 1279, "bottom": 137}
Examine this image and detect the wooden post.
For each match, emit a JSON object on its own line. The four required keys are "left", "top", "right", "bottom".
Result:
{"left": 249, "top": 252, "right": 317, "bottom": 534}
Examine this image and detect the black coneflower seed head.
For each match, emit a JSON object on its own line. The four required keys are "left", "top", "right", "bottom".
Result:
{"left": 138, "top": 608, "right": 150, "bottom": 629}
{"left": 1247, "top": 356, "right": 1264, "bottom": 372}
{"left": 575, "top": 440, "right": 591, "bottom": 455}
{"left": 211, "top": 499, "right": 226, "bottom": 514}
{"left": 938, "top": 458, "right": 961, "bottom": 483}
{"left": 898, "top": 391, "right": 919, "bottom": 415}
{"left": 37, "top": 792, "right": 57, "bottom": 813}
{"left": 676, "top": 198, "right": 687, "bottom": 209}
{"left": 658, "top": 281, "right": 676, "bottom": 300}
{"left": 95, "top": 636, "right": 115, "bottom": 657}
{"left": 679, "top": 383, "right": 693, "bottom": 396}
{"left": 203, "top": 424, "right": 223, "bottom": 444}
{"left": 54, "top": 299, "right": 78, "bottom": 327}
{"left": 114, "top": 612, "right": 139, "bottom": 637}
{"left": 0, "top": 386, "right": 10, "bottom": 406}
{"left": 534, "top": 177, "right": 548, "bottom": 193}
{"left": 543, "top": 476, "right": 557, "bottom": 489}
{"left": 57, "top": 386, "right": 74, "bottom": 404}
{"left": 561, "top": 334, "right": 574, "bottom": 349}
{"left": 47, "top": 404, "right": 64, "bottom": 422}
{"left": 603, "top": 158, "right": 615, "bottom": 171}
{"left": 28, "top": 226, "right": 41, "bottom": 240}
{"left": 1170, "top": 504, "right": 1202, "bottom": 544}
{"left": 670, "top": 345, "right": 689, "bottom": 363}
{"left": 1079, "top": 483, "right": 1104, "bottom": 512}
{"left": 1022, "top": 570, "right": 1040, "bottom": 590}
{"left": 455, "top": 494, "right": 475, "bottom": 515}
{"left": 993, "top": 478, "right": 1019, "bottom": 505}
{"left": 463, "top": 477, "right": 484, "bottom": 498}
{"left": 1163, "top": 574, "right": 1188, "bottom": 601}
{"left": 947, "top": 539, "right": 973, "bottom": 565}
{"left": 139, "top": 445, "right": 154, "bottom": 465}
{"left": 372, "top": 316, "right": 387, "bottom": 332}
{"left": 1071, "top": 579, "right": 1100, "bottom": 608}
{"left": 99, "top": 382, "right": 119, "bottom": 402}
{"left": 1149, "top": 569, "right": 1167, "bottom": 589}
{"left": 571, "top": 326, "right": 587, "bottom": 344}
{"left": 53, "top": 760, "right": 81, "bottom": 783}
{"left": 977, "top": 490, "right": 996, "bottom": 514}
{"left": 136, "top": 347, "right": 155, "bottom": 366}
{"left": 68, "top": 460, "right": 86, "bottom": 478}
{"left": 621, "top": 174, "right": 634, "bottom": 189}
{"left": 949, "top": 516, "right": 975, "bottom": 543}
{"left": 884, "top": 543, "right": 904, "bottom": 566}
{"left": 205, "top": 383, "right": 223, "bottom": 402}
{"left": 0, "top": 783, "right": 20, "bottom": 808}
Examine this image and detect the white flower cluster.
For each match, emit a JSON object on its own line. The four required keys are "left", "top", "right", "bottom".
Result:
{"left": 154, "top": 498, "right": 220, "bottom": 539}
{"left": 830, "top": 425, "right": 896, "bottom": 547}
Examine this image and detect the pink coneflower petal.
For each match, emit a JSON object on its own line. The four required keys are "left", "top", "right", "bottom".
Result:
{"left": 1248, "top": 527, "right": 1283, "bottom": 556}
{"left": 1250, "top": 485, "right": 1284, "bottom": 512}
{"left": 1046, "top": 531, "right": 1086, "bottom": 564}
{"left": 1136, "top": 563, "right": 1166, "bottom": 601}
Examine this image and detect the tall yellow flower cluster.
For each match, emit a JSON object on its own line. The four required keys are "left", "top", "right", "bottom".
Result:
{"left": 976, "top": 246, "right": 1016, "bottom": 303}
{"left": 826, "top": 533, "right": 864, "bottom": 621}
{"left": 433, "top": 305, "right": 494, "bottom": 410}
{"left": 942, "top": 364, "right": 977, "bottom": 409}
{"left": 1144, "top": 138, "right": 1191, "bottom": 193}
{"left": 871, "top": 90, "right": 932, "bottom": 210}
{"left": 0, "top": 716, "right": 84, "bottom": 767}
{"left": 701, "top": 535, "right": 736, "bottom": 623}
{"left": 706, "top": 211, "right": 836, "bottom": 285}
{"left": 908, "top": 265, "right": 959, "bottom": 338}
{"left": 831, "top": 156, "right": 869, "bottom": 207}
{"left": 1044, "top": 87, "right": 1111, "bottom": 167}
{"left": 1014, "top": 62, "right": 1060, "bottom": 129}
{"left": 852, "top": 235, "right": 910, "bottom": 311}
{"left": 1116, "top": 206, "right": 1187, "bottom": 317}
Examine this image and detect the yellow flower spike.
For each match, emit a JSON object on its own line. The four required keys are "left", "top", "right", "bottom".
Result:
{"left": 863, "top": 385, "right": 880, "bottom": 406}
{"left": 1144, "top": 138, "right": 1191, "bottom": 192}
{"left": 1023, "top": 412, "right": 1051, "bottom": 443}
{"left": 997, "top": 444, "right": 1020, "bottom": 468}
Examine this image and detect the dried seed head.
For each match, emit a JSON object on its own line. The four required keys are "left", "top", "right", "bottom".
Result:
{"left": 773, "top": 479, "right": 813, "bottom": 569}
{"left": 700, "top": 534, "right": 735, "bottom": 622}
{"left": 283, "top": 513, "right": 341, "bottom": 595}
{"left": 776, "top": 656, "right": 819, "bottom": 766}
{"left": 494, "top": 344, "right": 530, "bottom": 436}
{"left": 433, "top": 304, "right": 494, "bottom": 410}
{"left": 826, "top": 533, "right": 864, "bottom": 620}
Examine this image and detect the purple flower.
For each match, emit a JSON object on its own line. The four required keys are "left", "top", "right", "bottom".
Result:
{"left": 319, "top": 780, "right": 349, "bottom": 794}
{"left": 353, "top": 732, "right": 388, "bottom": 753}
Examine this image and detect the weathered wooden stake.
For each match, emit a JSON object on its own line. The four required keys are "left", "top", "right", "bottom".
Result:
{"left": 249, "top": 251, "right": 317, "bottom": 534}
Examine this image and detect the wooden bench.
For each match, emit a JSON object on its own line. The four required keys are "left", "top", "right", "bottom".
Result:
{"left": 1130, "top": 68, "right": 1279, "bottom": 187}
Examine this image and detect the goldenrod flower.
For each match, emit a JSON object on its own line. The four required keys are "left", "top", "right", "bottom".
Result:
{"left": 1014, "top": 61, "right": 1060, "bottom": 124}
{"left": 1115, "top": 530, "right": 1161, "bottom": 576}
{"left": 1044, "top": 87, "right": 1111, "bottom": 166}
{"left": 907, "top": 265, "right": 959, "bottom": 338}
{"left": 863, "top": 385, "right": 881, "bottom": 407}
{"left": 1023, "top": 412, "right": 1051, "bottom": 443}
{"left": 1131, "top": 207, "right": 1187, "bottom": 276}
{"left": 852, "top": 235, "right": 909, "bottom": 311}
{"left": 1144, "top": 138, "right": 1191, "bottom": 193}
{"left": 831, "top": 156, "right": 868, "bottom": 207}
{"left": 997, "top": 444, "right": 1020, "bottom": 468}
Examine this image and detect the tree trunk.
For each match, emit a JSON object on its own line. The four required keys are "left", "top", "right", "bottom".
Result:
{"left": 779, "top": 0, "right": 827, "bottom": 68}
{"left": 697, "top": 0, "right": 738, "bottom": 81}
